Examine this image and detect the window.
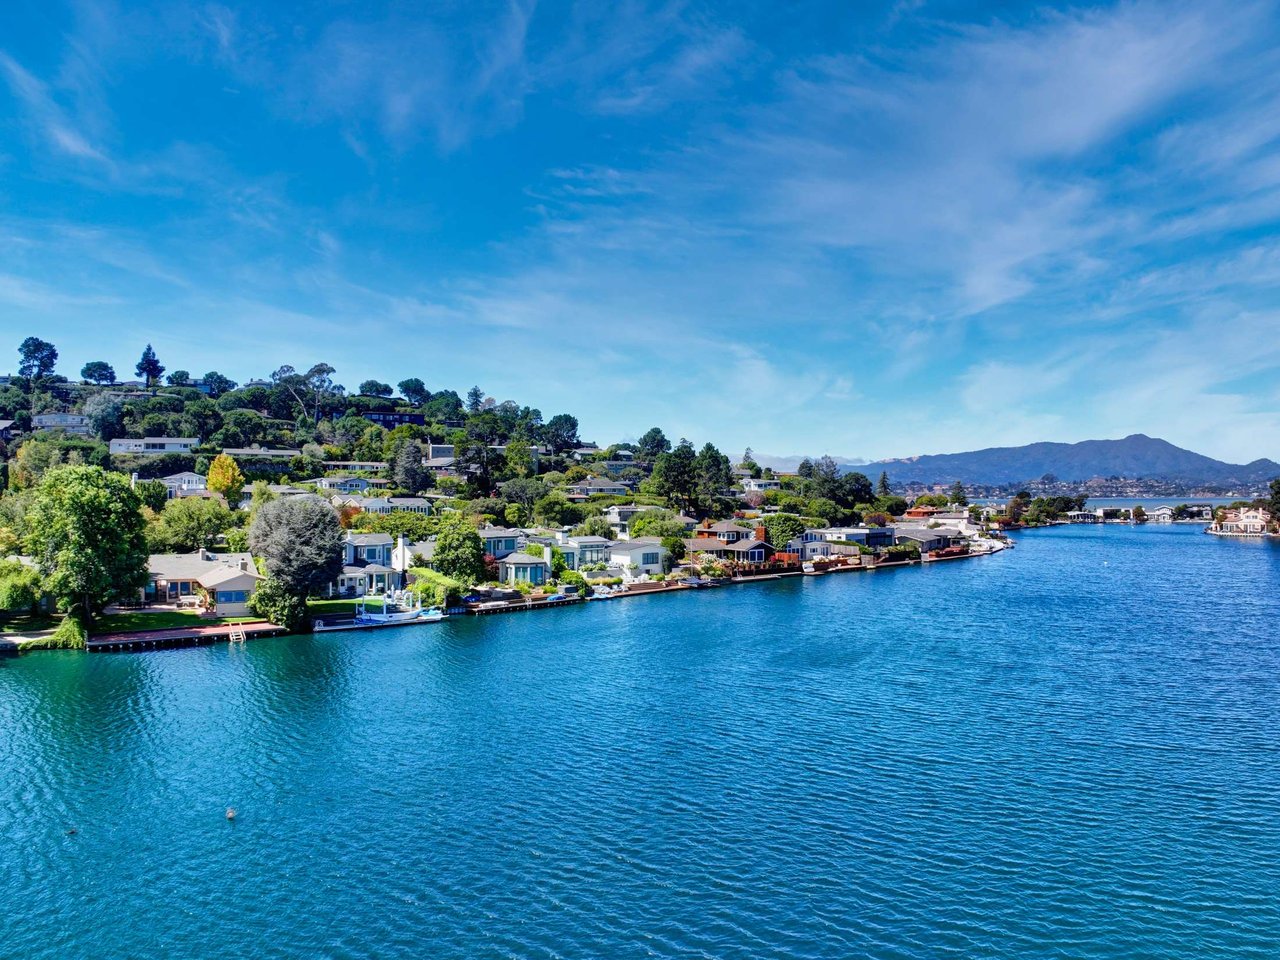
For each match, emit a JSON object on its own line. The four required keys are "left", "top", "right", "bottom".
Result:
{"left": 642, "top": 552, "right": 660, "bottom": 566}
{"left": 748, "top": 549, "right": 764, "bottom": 562}
{"left": 217, "top": 591, "right": 247, "bottom": 603}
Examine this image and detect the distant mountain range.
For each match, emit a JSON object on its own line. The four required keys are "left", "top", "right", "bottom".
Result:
{"left": 870, "top": 434, "right": 1280, "bottom": 486}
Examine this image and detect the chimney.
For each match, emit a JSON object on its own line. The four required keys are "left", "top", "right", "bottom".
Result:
{"left": 198, "top": 547, "right": 208, "bottom": 561}
{"left": 755, "top": 525, "right": 767, "bottom": 543}
{"left": 240, "top": 558, "right": 249, "bottom": 571}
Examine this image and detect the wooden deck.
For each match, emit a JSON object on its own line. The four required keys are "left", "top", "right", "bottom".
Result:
{"left": 87, "top": 620, "right": 287, "bottom": 652}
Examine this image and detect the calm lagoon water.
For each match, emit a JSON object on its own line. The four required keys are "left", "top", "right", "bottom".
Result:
{"left": 3, "top": 524, "right": 1279, "bottom": 959}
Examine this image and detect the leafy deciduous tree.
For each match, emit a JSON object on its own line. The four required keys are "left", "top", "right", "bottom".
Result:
{"left": 81, "top": 360, "right": 116, "bottom": 385}
{"left": 248, "top": 497, "right": 344, "bottom": 597}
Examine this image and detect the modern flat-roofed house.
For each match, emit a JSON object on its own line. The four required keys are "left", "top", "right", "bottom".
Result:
{"left": 145, "top": 549, "right": 260, "bottom": 614}
{"left": 741, "top": 477, "right": 782, "bottom": 492}
{"left": 110, "top": 437, "right": 199, "bottom": 455}
{"left": 359, "top": 410, "right": 426, "bottom": 428}
{"left": 558, "top": 535, "right": 611, "bottom": 570}
{"left": 498, "top": 551, "right": 551, "bottom": 585}
{"left": 33, "top": 412, "right": 91, "bottom": 435}
{"left": 608, "top": 539, "right": 668, "bottom": 578}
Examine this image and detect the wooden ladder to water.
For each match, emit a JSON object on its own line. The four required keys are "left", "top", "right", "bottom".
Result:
{"left": 228, "top": 627, "right": 247, "bottom": 644}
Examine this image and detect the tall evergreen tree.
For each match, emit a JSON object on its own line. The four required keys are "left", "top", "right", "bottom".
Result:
{"left": 877, "top": 471, "right": 891, "bottom": 497}
{"left": 135, "top": 344, "right": 165, "bottom": 386}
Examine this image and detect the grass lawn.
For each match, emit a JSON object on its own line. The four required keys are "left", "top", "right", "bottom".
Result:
{"left": 93, "top": 611, "right": 260, "bottom": 635}
{"left": 307, "top": 599, "right": 363, "bottom": 616}
{"left": 0, "top": 614, "right": 62, "bottom": 636}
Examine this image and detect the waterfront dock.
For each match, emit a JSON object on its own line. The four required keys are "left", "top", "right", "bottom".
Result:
{"left": 87, "top": 620, "right": 286, "bottom": 652}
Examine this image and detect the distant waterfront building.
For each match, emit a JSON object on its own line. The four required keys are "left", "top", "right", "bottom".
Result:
{"left": 1211, "top": 507, "right": 1272, "bottom": 537}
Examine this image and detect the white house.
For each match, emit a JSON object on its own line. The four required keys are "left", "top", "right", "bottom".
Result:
{"left": 608, "top": 538, "right": 668, "bottom": 578}
{"left": 391, "top": 536, "right": 435, "bottom": 574}
{"left": 742, "top": 477, "right": 782, "bottom": 492}
{"left": 1149, "top": 505, "right": 1176, "bottom": 522}
{"left": 1212, "top": 507, "right": 1272, "bottom": 536}
{"left": 109, "top": 437, "right": 198, "bottom": 455}
{"left": 552, "top": 534, "right": 611, "bottom": 570}
{"left": 334, "top": 496, "right": 432, "bottom": 515}
{"left": 156, "top": 471, "right": 207, "bottom": 498}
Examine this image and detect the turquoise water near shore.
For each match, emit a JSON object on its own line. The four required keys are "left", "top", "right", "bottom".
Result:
{"left": 3, "top": 524, "right": 1279, "bottom": 958}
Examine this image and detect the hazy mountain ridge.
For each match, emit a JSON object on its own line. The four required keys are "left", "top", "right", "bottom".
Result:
{"left": 871, "top": 435, "right": 1280, "bottom": 485}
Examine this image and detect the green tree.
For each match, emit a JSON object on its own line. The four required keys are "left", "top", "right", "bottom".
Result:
{"left": 167, "top": 370, "right": 191, "bottom": 386}
{"left": 135, "top": 344, "right": 165, "bottom": 386}
{"left": 150, "top": 497, "right": 234, "bottom": 552}
{"left": 500, "top": 477, "right": 548, "bottom": 513}
{"left": 503, "top": 438, "right": 534, "bottom": 478}
{"left": 134, "top": 478, "right": 169, "bottom": 513}
{"left": 0, "top": 558, "right": 43, "bottom": 617}
{"left": 694, "top": 442, "right": 733, "bottom": 515}
{"left": 398, "top": 378, "right": 430, "bottom": 405}
{"left": 543, "top": 413, "right": 580, "bottom": 452}
{"left": 636, "top": 427, "right": 671, "bottom": 462}
{"left": 533, "top": 493, "right": 585, "bottom": 527}
{"left": 359, "top": 379, "right": 394, "bottom": 397}
{"left": 83, "top": 392, "right": 126, "bottom": 441}
{"left": 948, "top": 481, "right": 969, "bottom": 507}
{"left": 248, "top": 575, "right": 310, "bottom": 632}
{"left": 571, "top": 515, "right": 615, "bottom": 539}
{"left": 18, "top": 337, "right": 58, "bottom": 379}
{"left": 652, "top": 440, "right": 698, "bottom": 514}
{"left": 202, "top": 371, "right": 236, "bottom": 397}
{"left": 81, "top": 360, "right": 116, "bottom": 384}
{"left": 1269, "top": 477, "right": 1280, "bottom": 518}
{"left": 249, "top": 497, "right": 344, "bottom": 597}
{"left": 759, "top": 513, "right": 807, "bottom": 546}
{"left": 466, "top": 385, "right": 485, "bottom": 413}
{"left": 207, "top": 453, "right": 246, "bottom": 508}
{"left": 393, "top": 440, "right": 428, "bottom": 492}
{"left": 432, "top": 514, "right": 486, "bottom": 584}
{"left": 628, "top": 510, "right": 689, "bottom": 539}
{"left": 25, "top": 466, "right": 149, "bottom": 634}
{"left": 876, "top": 471, "right": 891, "bottom": 497}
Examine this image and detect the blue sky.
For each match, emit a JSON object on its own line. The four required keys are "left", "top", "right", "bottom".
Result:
{"left": 3, "top": 0, "right": 1280, "bottom": 463}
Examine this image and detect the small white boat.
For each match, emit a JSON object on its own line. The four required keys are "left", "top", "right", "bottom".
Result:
{"left": 353, "top": 593, "right": 446, "bottom": 625}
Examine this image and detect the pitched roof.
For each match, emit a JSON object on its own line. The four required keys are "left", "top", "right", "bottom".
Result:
{"left": 148, "top": 551, "right": 255, "bottom": 582}
{"left": 198, "top": 566, "right": 262, "bottom": 588}
{"left": 499, "top": 552, "right": 550, "bottom": 567}
{"left": 345, "top": 532, "right": 393, "bottom": 545}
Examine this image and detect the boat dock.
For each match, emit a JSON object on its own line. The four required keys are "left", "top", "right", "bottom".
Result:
{"left": 87, "top": 620, "right": 287, "bottom": 652}
{"left": 469, "top": 595, "right": 586, "bottom": 615}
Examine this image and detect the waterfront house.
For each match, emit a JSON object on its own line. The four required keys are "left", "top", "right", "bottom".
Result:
{"left": 109, "top": 437, "right": 199, "bottom": 455}
{"left": 391, "top": 536, "right": 435, "bottom": 573}
{"left": 1212, "top": 507, "right": 1272, "bottom": 536}
{"left": 1149, "top": 506, "right": 1176, "bottom": 522}
{"left": 480, "top": 526, "right": 523, "bottom": 559}
{"left": 903, "top": 505, "right": 943, "bottom": 520}
{"left": 725, "top": 538, "right": 773, "bottom": 563}
{"left": 1065, "top": 509, "right": 1102, "bottom": 523}
{"left": 32, "top": 412, "right": 91, "bottom": 435}
{"left": 498, "top": 551, "right": 551, "bottom": 586}
{"left": 694, "top": 520, "right": 756, "bottom": 543}
{"left": 329, "top": 532, "right": 397, "bottom": 596}
{"left": 608, "top": 539, "right": 669, "bottom": 578}
{"left": 554, "top": 535, "right": 611, "bottom": 570}
{"left": 894, "top": 527, "right": 965, "bottom": 552}
{"left": 145, "top": 549, "right": 258, "bottom": 614}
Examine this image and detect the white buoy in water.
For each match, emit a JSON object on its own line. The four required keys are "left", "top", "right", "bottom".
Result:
{"left": 226, "top": 807, "right": 237, "bottom": 821}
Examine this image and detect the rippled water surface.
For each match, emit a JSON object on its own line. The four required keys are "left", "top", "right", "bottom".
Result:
{"left": 3, "top": 524, "right": 1279, "bottom": 959}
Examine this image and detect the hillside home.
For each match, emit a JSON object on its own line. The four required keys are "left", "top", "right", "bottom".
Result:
{"left": 32, "top": 413, "right": 91, "bottom": 435}
{"left": 693, "top": 520, "right": 756, "bottom": 543}
{"left": 158, "top": 471, "right": 207, "bottom": 498}
{"left": 0, "top": 419, "right": 15, "bottom": 441}
{"left": 742, "top": 477, "right": 782, "bottom": 492}
{"left": 110, "top": 437, "right": 199, "bottom": 455}
{"left": 335, "top": 496, "right": 432, "bottom": 515}
{"left": 566, "top": 477, "right": 630, "bottom": 498}
{"left": 222, "top": 446, "right": 301, "bottom": 459}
